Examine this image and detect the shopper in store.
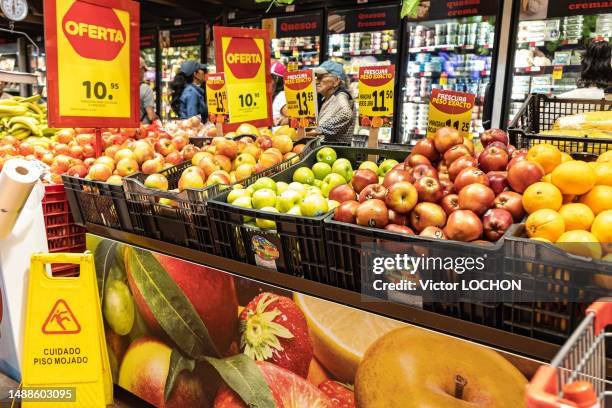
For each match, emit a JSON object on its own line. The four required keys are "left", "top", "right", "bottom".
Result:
{"left": 140, "top": 57, "right": 157, "bottom": 124}
{"left": 560, "top": 40, "right": 612, "bottom": 99}
{"left": 170, "top": 60, "right": 208, "bottom": 120}
{"left": 271, "top": 60, "right": 289, "bottom": 127}
{"left": 314, "top": 60, "right": 355, "bottom": 144}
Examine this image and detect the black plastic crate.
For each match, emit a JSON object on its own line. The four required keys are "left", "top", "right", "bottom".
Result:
{"left": 124, "top": 137, "right": 322, "bottom": 252}
{"left": 208, "top": 145, "right": 412, "bottom": 282}
{"left": 502, "top": 224, "right": 612, "bottom": 346}
{"left": 508, "top": 94, "right": 612, "bottom": 154}
{"left": 62, "top": 175, "right": 133, "bottom": 232}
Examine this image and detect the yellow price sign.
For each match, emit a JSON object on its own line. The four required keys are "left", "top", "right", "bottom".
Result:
{"left": 214, "top": 26, "right": 272, "bottom": 130}
{"left": 44, "top": 0, "right": 140, "bottom": 128}
{"left": 205, "top": 73, "right": 229, "bottom": 124}
{"left": 284, "top": 69, "right": 317, "bottom": 128}
{"left": 426, "top": 89, "right": 476, "bottom": 139}
{"left": 358, "top": 65, "right": 395, "bottom": 128}
{"left": 553, "top": 65, "right": 564, "bottom": 80}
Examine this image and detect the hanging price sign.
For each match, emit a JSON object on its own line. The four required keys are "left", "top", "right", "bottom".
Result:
{"left": 284, "top": 69, "right": 317, "bottom": 128}
{"left": 44, "top": 0, "right": 140, "bottom": 128}
{"left": 214, "top": 26, "right": 272, "bottom": 131}
{"left": 358, "top": 65, "right": 395, "bottom": 128}
{"left": 205, "top": 73, "right": 229, "bottom": 124}
{"left": 427, "top": 89, "right": 475, "bottom": 139}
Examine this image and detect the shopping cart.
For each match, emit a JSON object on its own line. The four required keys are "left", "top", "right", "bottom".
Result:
{"left": 526, "top": 299, "right": 612, "bottom": 407}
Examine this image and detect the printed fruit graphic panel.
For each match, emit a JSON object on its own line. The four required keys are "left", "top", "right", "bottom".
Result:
{"left": 89, "top": 235, "right": 537, "bottom": 407}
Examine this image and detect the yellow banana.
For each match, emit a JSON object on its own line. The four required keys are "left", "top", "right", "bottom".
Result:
{"left": 26, "top": 102, "right": 44, "bottom": 116}
{"left": 9, "top": 116, "right": 41, "bottom": 136}
{"left": 0, "top": 105, "right": 28, "bottom": 115}
{"left": 12, "top": 129, "right": 31, "bottom": 140}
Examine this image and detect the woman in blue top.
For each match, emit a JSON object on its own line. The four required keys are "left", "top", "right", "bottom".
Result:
{"left": 170, "top": 60, "right": 208, "bottom": 119}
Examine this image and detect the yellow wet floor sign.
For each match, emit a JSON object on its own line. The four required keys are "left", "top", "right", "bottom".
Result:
{"left": 21, "top": 252, "right": 113, "bottom": 407}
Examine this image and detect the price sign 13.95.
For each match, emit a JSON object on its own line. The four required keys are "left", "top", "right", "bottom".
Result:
{"left": 205, "top": 73, "right": 229, "bottom": 124}
{"left": 358, "top": 65, "right": 395, "bottom": 128}
{"left": 284, "top": 69, "right": 317, "bottom": 128}
{"left": 44, "top": 0, "right": 140, "bottom": 128}
{"left": 426, "top": 89, "right": 475, "bottom": 139}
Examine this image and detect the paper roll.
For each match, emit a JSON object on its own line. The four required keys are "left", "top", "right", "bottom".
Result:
{"left": 0, "top": 159, "right": 42, "bottom": 239}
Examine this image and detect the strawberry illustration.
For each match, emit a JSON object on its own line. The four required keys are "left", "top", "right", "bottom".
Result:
{"left": 239, "top": 293, "right": 313, "bottom": 377}
{"left": 318, "top": 381, "right": 356, "bottom": 408}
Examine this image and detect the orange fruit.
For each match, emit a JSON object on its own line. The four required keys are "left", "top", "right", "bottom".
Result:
{"left": 596, "top": 151, "right": 612, "bottom": 163}
{"left": 579, "top": 185, "right": 612, "bottom": 215}
{"left": 560, "top": 152, "right": 573, "bottom": 163}
{"left": 558, "top": 203, "right": 594, "bottom": 231}
{"left": 525, "top": 209, "right": 565, "bottom": 242}
{"left": 555, "top": 230, "right": 602, "bottom": 259}
{"left": 542, "top": 173, "right": 552, "bottom": 183}
{"left": 551, "top": 161, "right": 597, "bottom": 195}
{"left": 522, "top": 182, "right": 563, "bottom": 214}
{"left": 591, "top": 210, "right": 612, "bottom": 253}
{"left": 591, "top": 162, "right": 612, "bottom": 186}
{"left": 526, "top": 144, "right": 562, "bottom": 173}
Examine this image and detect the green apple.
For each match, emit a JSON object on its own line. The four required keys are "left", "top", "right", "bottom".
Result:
{"left": 328, "top": 200, "right": 340, "bottom": 210}
{"left": 300, "top": 194, "right": 329, "bottom": 217}
{"left": 232, "top": 184, "right": 244, "bottom": 190}
{"left": 246, "top": 185, "right": 255, "bottom": 195}
{"left": 306, "top": 186, "right": 323, "bottom": 196}
{"left": 378, "top": 159, "right": 399, "bottom": 176}
{"left": 316, "top": 147, "right": 338, "bottom": 166}
{"left": 321, "top": 173, "right": 347, "bottom": 197}
{"left": 276, "top": 190, "right": 302, "bottom": 213}
{"left": 293, "top": 167, "right": 315, "bottom": 185}
{"left": 252, "top": 177, "right": 277, "bottom": 193}
{"left": 359, "top": 161, "right": 379, "bottom": 174}
{"left": 332, "top": 158, "right": 353, "bottom": 182}
{"left": 313, "top": 179, "right": 323, "bottom": 188}
{"left": 276, "top": 181, "right": 289, "bottom": 194}
{"left": 233, "top": 196, "right": 253, "bottom": 222}
{"left": 287, "top": 206, "right": 302, "bottom": 216}
{"left": 251, "top": 188, "right": 277, "bottom": 209}
{"left": 287, "top": 182, "right": 307, "bottom": 198}
{"left": 312, "top": 162, "right": 332, "bottom": 180}
{"left": 227, "top": 188, "right": 251, "bottom": 204}
{"left": 256, "top": 207, "right": 278, "bottom": 230}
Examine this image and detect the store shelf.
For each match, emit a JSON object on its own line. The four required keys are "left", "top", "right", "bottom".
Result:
{"left": 329, "top": 49, "right": 397, "bottom": 57}
{"left": 514, "top": 65, "right": 581, "bottom": 75}
{"left": 408, "top": 44, "right": 493, "bottom": 53}
{"left": 406, "top": 70, "right": 492, "bottom": 78}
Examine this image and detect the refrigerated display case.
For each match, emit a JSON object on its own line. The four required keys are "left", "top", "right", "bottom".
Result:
{"left": 159, "top": 25, "right": 204, "bottom": 121}
{"left": 397, "top": 2, "right": 503, "bottom": 144}
{"left": 140, "top": 30, "right": 157, "bottom": 89}
{"left": 262, "top": 12, "right": 322, "bottom": 71}
{"left": 505, "top": 8, "right": 612, "bottom": 125}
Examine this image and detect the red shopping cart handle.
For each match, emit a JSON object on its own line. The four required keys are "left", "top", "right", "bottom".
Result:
{"left": 586, "top": 298, "right": 612, "bottom": 336}
{"left": 526, "top": 366, "right": 580, "bottom": 407}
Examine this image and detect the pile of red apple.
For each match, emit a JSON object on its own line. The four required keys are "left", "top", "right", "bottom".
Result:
{"left": 333, "top": 127, "right": 530, "bottom": 243}
{"left": 164, "top": 115, "right": 217, "bottom": 138}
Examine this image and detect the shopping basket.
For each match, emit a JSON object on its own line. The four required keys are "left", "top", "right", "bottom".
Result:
{"left": 526, "top": 299, "right": 612, "bottom": 407}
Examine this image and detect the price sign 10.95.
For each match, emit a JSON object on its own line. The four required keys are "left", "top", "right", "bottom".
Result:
{"left": 284, "top": 69, "right": 317, "bottom": 128}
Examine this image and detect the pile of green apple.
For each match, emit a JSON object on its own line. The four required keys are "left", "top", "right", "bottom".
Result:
{"left": 225, "top": 147, "right": 396, "bottom": 230}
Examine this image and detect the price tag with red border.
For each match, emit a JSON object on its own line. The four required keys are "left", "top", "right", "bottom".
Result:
{"left": 284, "top": 69, "right": 317, "bottom": 128}
{"left": 214, "top": 26, "right": 272, "bottom": 131}
{"left": 205, "top": 73, "right": 229, "bottom": 125}
{"left": 44, "top": 0, "right": 140, "bottom": 128}
{"left": 358, "top": 65, "right": 394, "bottom": 128}
{"left": 427, "top": 89, "right": 475, "bottom": 139}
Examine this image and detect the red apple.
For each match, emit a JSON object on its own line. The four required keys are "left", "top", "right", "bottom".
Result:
{"left": 482, "top": 208, "right": 514, "bottom": 241}
{"left": 414, "top": 177, "right": 443, "bottom": 203}
{"left": 412, "top": 164, "right": 438, "bottom": 181}
{"left": 256, "top": 136, "right": 273, "bottom": 150}
{"left": 412, "top": 138, "right": 439, "bottom": 162}
{"left": 493, "top": 191, "right": 525, "bottom": 222}
{"left": 216, "top": 139, "right": 238, "bottom": 160}
{"left": 434, "top": 127, "right": 463, "bottom": 154}
{"left": 410, "top": 202, "right": 447, "bottom": 233}
{"left": 18, "top": 142, "right": 34, "bottom": 156}
{"left": 385, "top": 181, "right": 418, "bottom": 214}
{"left": 480, "top": 128, "right": 508, "bottom": 148}
{"left": 141, "top": 159, "right": 163, "bottom": 175}
{"left": 512, "top": 148, "right": 528, "bottom": 159}
{"left": 351, "top": 169, "right": 379, "bottom": 194}
{"left": 334, "top": 200, "right": 360, "bottom": 223}
{"left": 448, "top": 155, "right": 478, "bottom": 180}
{"left": 444, "top": 144, "right": 472, "bottom": 166}
{"left": 440, "top": 194, "right": 459, "bottom": 215}
{"left": 454, "top": 167, "right": 489, "bottom": 192}
{"left": 506, "top": 151, "right": 528, "bottom": 170}
{"left": 437, "top": 161, "right": 449, "bottom": 176}
{"left": 171, "top": 135, "right": 188, "bottom": 151}
{"left": 507, "top": 161, "right": 545, "bottom": 193}
{"left": 419, "top": 226, "right": 447, "bottom": 240}
{"left": 486, "top": 141, "right": 509, "bottom": 152}
{"left": 359, "top": 184, "right": 388, "bottom": 203}
{"left": 384, "top": 224, "right": 414, "bottom": 235}
{"left": 155, "top": 138, "right": 176, "bottom": 156}
{"left": 88, "top": 163, "right": 112, "bottom": 181}
{"left": 458, "top": 183, "right": 495, "bottom": 216}
{"left": 444, "top": 210, "right": 483, "bottom": 242}
{"left": 181, "top": 145, "right": 199, "bottom": 161}
{"left": 507, "top": 144, "right": 516, "bottom": 157}
{"left": 388, "top": 209, "right": 409, "bottom": 226}
{"left": 76, "top": 133, "right": 94, "bottom": 146}
{"left": 67, "top": 164, "right": 88, "bottom": 178}
{"left": 329, "top": 184, "right": 357, "bottom": 203}
{"left": 405, "top": 154, "right": 432, "bottom": 168}
{"left": 383, "top": 169, "right": 414, "bottom": 188}
{"left": 486, "top": 171, "right": 509, "bottom": 195}
{"left": 356, "top": 199, "right": 389, "bottom": 228}
{"left": 165, "top": 151, "right": 182, "bottom": 165}
{"left": 392, "top": 163, "right": 406, "bottom": 171}
{"left": 478, "top": 146, "right": 509, "bottom": 173}
{"left": 439, "top": 177, "right": 455, "bottom": 196}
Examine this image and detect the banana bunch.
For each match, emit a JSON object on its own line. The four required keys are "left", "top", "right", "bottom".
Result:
{"left": 0, "top": 95, "right": 59, "bottom": 141}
